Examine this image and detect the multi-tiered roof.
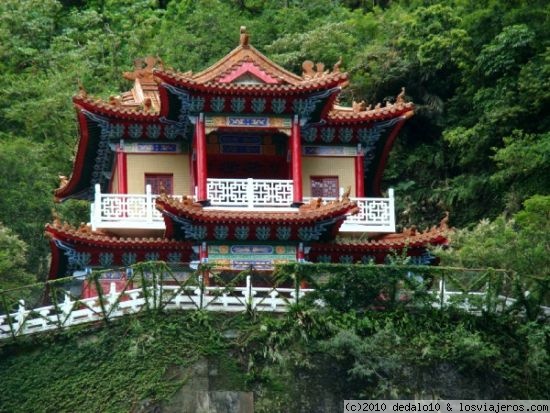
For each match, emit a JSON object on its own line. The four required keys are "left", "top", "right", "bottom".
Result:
{"left": 47, "top": 27, "right": 444, "bottom": 280}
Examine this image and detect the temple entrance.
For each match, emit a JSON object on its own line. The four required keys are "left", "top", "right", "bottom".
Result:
{"left": 205, "top": 132, "right": 288, "bottom": 179}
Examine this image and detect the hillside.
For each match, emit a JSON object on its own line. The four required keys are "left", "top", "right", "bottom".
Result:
{"left": 1, "top": 307, "right": 549, "bottom": 412}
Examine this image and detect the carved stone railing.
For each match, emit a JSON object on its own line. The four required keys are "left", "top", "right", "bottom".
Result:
{"left": 207, "top": 178, "right": 293, "bottom": 208}
{"left": 91, "top": 183, "right": 395, "bottom": 233}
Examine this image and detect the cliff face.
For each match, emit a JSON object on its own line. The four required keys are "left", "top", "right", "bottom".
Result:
{"left": 0, "top": 311, "right": 547, "bottom": 413}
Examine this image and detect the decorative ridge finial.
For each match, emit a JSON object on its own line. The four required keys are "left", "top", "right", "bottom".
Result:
{"left": 439, "top": 211, "right": 450, "bottom": 230}
{"left": 239, "top": 26, "right": 249, "bottom": 47}
{"left": 396, "top": 87, "right": 406, "bottom": 104}
{"left": 123, "top": 56, "right": 162, "bottom": 82}
{"left": 77, "top": 80, "right": 87, "bottom": 98}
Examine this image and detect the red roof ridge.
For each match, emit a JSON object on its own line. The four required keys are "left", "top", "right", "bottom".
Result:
{"left": 45, "top": 221, "right": 191, "bottom": 247}
{"left": 328, "top": 88, "right": 414, "bottom": 123}
{"left": 191, "top": 27, "right": 303, "bottom": 85}
{"left": 155, "top": 194, "right": 359, "bottom": 224}
{"left": 73, "top": 94, "right": 160, "bottom": 120}
{"left": 155, "top": 69, "right": 348, "bottom": 94}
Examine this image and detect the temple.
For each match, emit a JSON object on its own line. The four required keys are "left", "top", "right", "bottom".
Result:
{"left": 46, "top": 27, "right": 447, "bottom": 280}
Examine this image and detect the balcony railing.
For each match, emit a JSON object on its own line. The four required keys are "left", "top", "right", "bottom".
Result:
{"left": 90, "top": 182, "right": 395, "bottom": 233}
{"left": 207, "top": 178, "right": 293, "bottom": 208}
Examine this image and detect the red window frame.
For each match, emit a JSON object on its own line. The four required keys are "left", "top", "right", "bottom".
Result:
{"left": 310, "top": 176, "right": 339, "bottom": 198}
{"left": 145, "top": 173, "right": 174, "bottom": 195}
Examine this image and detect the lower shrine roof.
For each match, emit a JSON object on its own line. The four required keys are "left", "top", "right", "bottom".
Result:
{"left": 311, "top": 224, "right": 449, "bottom": 252}
{"left": 156, "top": 196, "right": 359, "bottom": 242}
{"left": 156, "top": 196, "right": 359, "bottom": 224}
{"left": 45, "top": 221, "right": 192, "bottom": 250}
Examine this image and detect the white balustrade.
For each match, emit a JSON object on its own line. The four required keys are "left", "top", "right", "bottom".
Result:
{"left": 91, "top": 184, "right": 176, "bottom": 230}
{"left": 0, "top": 276, "right": 313, "bottom": 340}
{"left": 2, "top": 276, "right": 547, "bottom": 340}
{"left": 90, "top": 183, "right": 395, "bottom": 233}
{"left": 207, "top": 178, "right": 293, "bottom": 207}
{"left": 304, "top": 188, "right": 395, "bottom": 232}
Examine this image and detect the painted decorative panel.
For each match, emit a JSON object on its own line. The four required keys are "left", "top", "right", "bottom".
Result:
{"left": 302, "top": 128, "right": 317, "bottom": 143}
{"left": 208, "top": 244, "right": 296, "bottom": 270}
{"left": 164, "top": 124, "right": 179, "bottom": 140}
{"left": 128, "top": 124, "right": 143, "bottom": 139}
{"left": 110, "top": 124, "right": 125, "bottom": 139}
{"left": 189, "top": 96, "right": 205, "bottom": 112}
{"left": 146, "top": 124, "right": 161, "bottom": 139}
{"left": 231, "top": 97, "right": 246, "bottom": 113}
{"left": 122, "top": 252, "right": 137, "bottom": 266}
{"left": 211, "top": 96, "right": 225, "bottom": 112}
{"left": 271, "top": 98, "right": 286, "bottom": 114}
{"left": 338, "top": 128, "right": 353, "bottom": 143}
{"left": 251, "top": 98, "right": 266, "bottom": 113}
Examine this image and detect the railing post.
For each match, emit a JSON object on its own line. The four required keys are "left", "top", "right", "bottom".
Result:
{"left": 247, "top": 178, "right": 254, "bottom": 208}
{"left": 388, "top": 188, "right": 395, "bottom": 232}
{"left": 440, "top": 276, "right": 445, "bottom": 308}
{"left": 92, "top": 184, "right": 102, "bottom": 231}
{"left": 145, "top": 184, "right": 153, "bottom": 223}
{"left": 246, "top": 275, "right": 252, "bottom": 310}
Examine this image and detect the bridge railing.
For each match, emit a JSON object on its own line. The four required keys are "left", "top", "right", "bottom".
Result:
{"left": 0, "top": 263, "right": 548, "bottom": 343}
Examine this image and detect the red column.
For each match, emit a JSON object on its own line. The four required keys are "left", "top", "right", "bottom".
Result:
{"left": 355, "top": 145, "right": 365, "bottom": 198}
{"left": 196, "top": 114, "right": 208, "bottom": 203}
{"left": 291, "top": 115, "right": 303, "bottom": 206}
{"left": 116, "top": 141, "right": 127, "bottom": 194}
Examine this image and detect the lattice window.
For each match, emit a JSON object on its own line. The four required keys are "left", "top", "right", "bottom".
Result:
{"left": 311, "top": 176, "right": 339, "bottom": 198}
{"left": 145, "top": 174, "right": 173, "bottom": 195}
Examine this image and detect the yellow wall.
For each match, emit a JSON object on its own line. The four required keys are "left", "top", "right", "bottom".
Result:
{"left": 302, "top": 157, "right": 356, "bottom": 197}
{"left": 110, "top": 162, "right": 119, "bottom": 193}
{"left": 126, "top": 154, "right": 191, "bottom": 195}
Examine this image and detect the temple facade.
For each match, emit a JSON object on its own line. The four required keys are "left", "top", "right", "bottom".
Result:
{"left": 46, "top": 27, "right": 447, "bottom": 280}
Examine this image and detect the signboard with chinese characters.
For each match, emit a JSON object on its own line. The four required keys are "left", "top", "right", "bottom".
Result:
{"left": 123, "top": 143, "right": 182, "bottom": 153}
{"left": 205, "top": 115, "right": 291, "bottom": 134}
{"left": 208, "top": 244, "right": 296, "bottom": 270}
{"left": 303, "top": 145, "right": 356, "bottom": 156}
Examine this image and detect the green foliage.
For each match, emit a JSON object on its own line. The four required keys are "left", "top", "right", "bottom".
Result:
{"left": 0, "top": 262, "right": 548, "bottom": 410}
{"left": 2, "top": 308, "right": 547, "bottom": 412}
{"left": 0, "top": 312, "right": 238, "bottom": 413}
{"left": 438, "top": 195, "right": 550, "bottom": 280}
{"left": 0, "top": 140, "right": 56, "bottom": 278}
{"left": 0, "top": 224, "right": 36, "bottom": 291}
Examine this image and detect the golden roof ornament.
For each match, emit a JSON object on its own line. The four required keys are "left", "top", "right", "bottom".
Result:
{"left": 302, "top": 60, "right": 316, "bottom": 79}
{"left": 439, "top": 211, "right": 450, "bottom": 230}
{"left": 333, "top": 56, "right": 343, "bottom": 73}
{"left": 341, "top": 186, "right": 351, "bottom": 201}
{"left": 302, "top": 58, "right": 341, "bottom": 79}
{"left": 77, "top": 80, "right": 87, "bottom": 98}
{"left": 123, "top": 56, "right": 161, "bottom": 82}
{"left": 51, "top": 208, "right": 62, "bottom": 227}
{"left": 352, "top": 100, "right": 367, "bottom": 113}
{"left": 396, "top": 87, "right": 406, "bottom": 105}
{"left": 109, "top": 96, "right": 122, "bottom": 106}
{"left": 239, "top": 26, "right": 249, "bottom": 47}
{"left": 143, "top": 97, "right": 153, "bottom": 112}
